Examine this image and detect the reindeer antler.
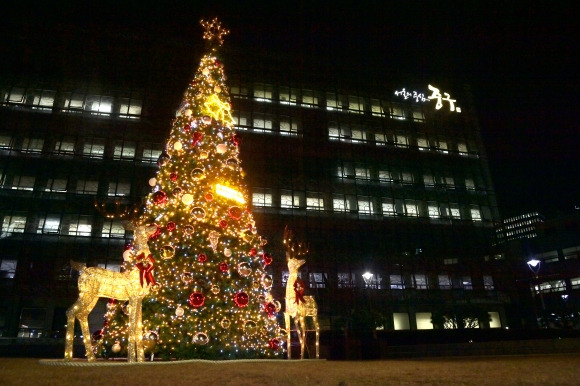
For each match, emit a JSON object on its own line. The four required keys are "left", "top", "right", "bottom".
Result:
{"left": 283, "top": 225, "right": 309, "bottom": 258}
{"left": 94, "top": 198, "right": 143, "bottom": 221}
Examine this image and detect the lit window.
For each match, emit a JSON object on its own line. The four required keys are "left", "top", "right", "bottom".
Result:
{"left": 83, "top": 138, "right": 105, "bottom": 158}
{"left": 1, "top": 215, "right": 26, "bottom": 235}
{"left": 0, "top": 259, "right": 17, "bottom": 278}
{"left": 424, "top": 174, "right": 435, "bottom": 187}
{"left": 438, "top": 274, "right": 452, "bottom": 289}
{"left": 252, "top": 113, "right": 273, "bottom": 133}
{"left": 405, "top": 200, "right": 419, "bottom": 217}
{"left": 414, "top": 274, "right": 428, "bottom": 289}
{"left": 45, "top": 178, "right": 67, "bottom": 193}
{"left": 563, "top": 246, "right": 580, "bottom": 260}
{"left": 370, "top": 99, "right": 385, "bottom": 116}
{"left": 411, "top": 106, "right": 424, "bottom": 122}
{"left": 389, "top": 274, "right": 405, "bottom": 289}
{"left": 402, "top": 172, "right": 414, "bottom": 184}
{"left": 119, "top": 98, "right": 142, "bottom": 118}
{"left": 328, "top": 127, "right": 340, "bottom": 141}
{"left": 393, "top": 313, "right": 410, "bottom": 330}
{"left": 86, "top": 95, "right": 113, "bottom": 116}
{"left": 358, "top": 199, "right": 373, "bottom": 215}
{"left": 22, "top": 138, "right": 44, "bottom": 153}
{"left": 444, "top": 258, "right": 458, "bottom": 265}
{"left": 306, "top": 196, "right": 324, "bottom": 211}
{"left": 470, "top": 208, "right": 482, "bottom": 221}
{"left": 252, "top": 192, "right": 272, "bottom": 207}
{"left": 280, "top": 117, "right": 299, "bottom": 136}
{"left": 351, "top": 129, "right": 365, "bottom": 143}
{"left": 444, "top": 176, "right": 455, "bottom": 187}
{"left": 301, "top": 90, "right": 318, "bottom": 107}
{"left": 395, "top": 133, "right": 408, "bottom": 148}
{"left": 363, "top": 273, "right": 383, "bottom": 289}
{"left": 465, "top": 179, "right": 475, "bottom": 190}
{"left": 333, "top": 197, "right": 349, "bottom": 212}
{"left": 108, "top": 182, "right": 131, "bottom": 196}
{"left": 457, "top": 143, "right": 468, "bottom": 155}
{"left": 11, "top": 176, "right": 35, "bottom": 191}
{"left": 416, "top": 312, "right": 433, "bottom": 330}
{"left": 378, "top": 170, "right": 392, "bottom": 183}
{"left": 67, "top": 216, "right": 92, "bottom": 236}
{"left": 337, "top": 272, "right": 356, "bottom": 288}
{"left": 63, "top": 92, "right": 85, "bottom": 111}
{"left": 428, "top": 204, "right": 440, "bottom": 219}
{"left": 54, "top": 138, "right": 75, "bottom": 155}
{"left": 102, "top": 220, "right": 125, "bottom": 238}
{"left": 462, "top": 276, "right": 473, "bottom": 290}
{"left": 281, "top": 270, "right": 301, "bottom": 287}
{"left": 437, "top": 140, "right": 448, "bottom": 154}
{"left": 113, "top": 142, "right": 136, "bottom": 160}
{"left": 27, "top": 89, "right": 56, "bottom": 111}
{"left": 37, "top": 215, "right": 60, "bottom": 234}
{"left": 309, "top": 272, "right": 327, "bottom": 288}
{"left": 6, "top": 87, "right": 25, "bottom": 103}
{"left": 450, "top": 206, "right": 461, "bottom": 219}
{"left": 76, "top": 180, "right": 99, "bottom": 195}
{"left": 253, "top": 84, "right": 273, "bottom": 102}
{"left": 0, "top": 135, "right": 13, "bottom": 149}
{"left": 142, "top": 147, "right": 162, "bottom": 163}
{"left": 390, "top": 103, "right": 405, "bottom": 120}
{"left": 280, "top": 193, "right": 300, "bottom": 209}
{"left": 381, "top": 199, "right": 395, "bottom": 216}
{"left": 230, "top": 85, "right": 249, "bottom": 98}
{"left": 571, "top": 277, "right": 580, "bottom": 289}
{"left": 326, "top": 92, "right": 340, "bottom": 111}
{"left": 417, "top": 137, "right": 429, "bottom": 150}
{"left": 483, "top": 275, "right": 494, "bottom": 290}
{"left": 347, "top": 95, "right": 364, "bottom": 113}
{"left": 354, "top": 167, "right": 370, "bottom": 180}
{"left": 279, "top": 87, "right": 298, "bottom": 105}
{"left": 374, "top": 133, "right": 387, "bottom": 145}
{"left": 232, "top": 111, "right": 249, "bottom": 129}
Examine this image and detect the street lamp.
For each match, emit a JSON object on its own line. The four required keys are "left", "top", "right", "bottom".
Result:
{"left": 527, "top": 258, "right": 545, "bottom": 327}
{"left": 362, "top": 272, "right": 374, "bottom": 287}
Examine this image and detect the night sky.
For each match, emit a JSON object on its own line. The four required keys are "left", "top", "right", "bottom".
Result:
{"left": 2, "top": 1, "right": 578, "bottom": 218}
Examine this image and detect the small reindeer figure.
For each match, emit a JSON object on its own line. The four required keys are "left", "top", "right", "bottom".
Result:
{"left": 283, "top": 226, "right": 319, "bottom": 359}
{"left": 64, "top": 221, "right": 158, "bottom": 362}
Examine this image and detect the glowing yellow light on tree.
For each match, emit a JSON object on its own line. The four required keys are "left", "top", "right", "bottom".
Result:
{"left": 215, "top": 183, "right": 245, "bottom": 204}
{"left": 203, "top": 93, "right": 233, "bottom": 123}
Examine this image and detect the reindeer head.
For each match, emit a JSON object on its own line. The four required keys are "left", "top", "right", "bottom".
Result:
{"left": 283, "top": 225, "right": 309, "bottom": 272}
{"left": 124, "top": 221, "right": 158, "bottom": 256}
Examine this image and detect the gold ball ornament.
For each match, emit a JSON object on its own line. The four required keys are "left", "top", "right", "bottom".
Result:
{"left": 122, "top": 249, "right": 133, "bottom": 261}
{"left": 112, "top": 341, "right": 121, "bottom": 353}
{"left": 244, "top": 320, "right": 257, "bottom": 336}
{"left": 161, "top": 245, "right": 175, "bottom": 259}
{"left": 261, "top": 274, "right": 273, "bottom": 289}
{"left": 214, "top": 85, "right": 222, "bottom": 93}
{"left": 173, "top": 141, "right": 183, "bottom": 151}
{"left": 202, "top": 68, "right": 210, "bottom": 76}
{"left": 184, "top": 109, "right": 193, "bottom": 116}
{"left": 192, "top": 332, "right": 209, "bottom": 345}
{"left": 224, "top": 248, "right": 232, "bottom": 257}
{"left": 200, "top": 151, "right": 208, "bottom": 159}
{"left": 216, "top": 144, "right": 228, "bottom": 154}
{"left": 181, "top": 193, "right": 194, "bottom": 205}
{"left": 148, "top": 177, "right": 157, "bottom": 187}
{"left": 210, "top": 284, "right": 220, "bottom": 294}
{"left": 220, "top": 318, "right": 231, "bottom": 329}
{"left": 175, "top": 305, "right": 185, "bottom": 317}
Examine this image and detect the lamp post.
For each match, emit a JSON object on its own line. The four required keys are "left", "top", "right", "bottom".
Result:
{"left": 527, "top": 259, "right": 546, "bottom": 327}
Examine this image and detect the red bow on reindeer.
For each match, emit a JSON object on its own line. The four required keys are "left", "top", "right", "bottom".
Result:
{"left": 136, "top": 253, "right": 156, "bottom": 287}
{"left": 294, "top": 279, "right": 306, "bottom": 304}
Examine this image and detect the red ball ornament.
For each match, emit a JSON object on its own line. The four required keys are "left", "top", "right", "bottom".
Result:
{"left": 184, "top": 123, "right": 191, "bottom": 132}
{"left": 228, "top": 207, "right": 243, "bottom": 220}
{"left": 219, "top": 262, "right": 229, "bottom": 273}
{"left": 192, "top": 131, "right": 203, "bottom": 144}
{"left": 189, "top": 292, "right": 205, "bottom": 308}
{"left": 169, "top": 172, "right": 178, "bottom": 181}
{"left": 264, "top": 302, "right": 277, "bottom": 317}
{"left": 234, "top": 291, "right": 249, "bottom": 308}
{"left": 232, "top": 134, "right": 241, "bottom": 146}
{"left": 262, "top": 252, "right": 273, "bottom": 266}
{"left": 166, "top": 222, "right": 176, "bottom": 232}
{"left": 153, "top": 190, "right": 167, "bottom": 204}
{"left": 269, "top": 338, "right": 280, "bottom": 350}
{"left": 198, "top": 253, "right": 207, "bottom": 263}
{"left": 204, "top": 193, "right": 213, "bottom": 201}
{"left": 219, "top": 219, "right": 228, "bottom": 228}
{"left": 249, "top": 248, "right": 257, "bottom": 256}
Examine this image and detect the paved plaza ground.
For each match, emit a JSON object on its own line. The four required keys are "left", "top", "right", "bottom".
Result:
{"left": 0, "top": 354, "right": 578, "bottom": 385}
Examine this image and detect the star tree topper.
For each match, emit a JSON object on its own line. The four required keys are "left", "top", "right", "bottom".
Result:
{"left": 201, "top": 18, "right": 230, "bottom": 47}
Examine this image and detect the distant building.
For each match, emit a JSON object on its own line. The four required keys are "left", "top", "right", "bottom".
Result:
{"left": 496, "top": 211, "right": 545, "bottom": 243}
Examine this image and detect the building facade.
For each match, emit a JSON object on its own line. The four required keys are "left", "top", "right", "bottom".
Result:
{"left": 0, "top": 32, "right": 509, "bottom": 340}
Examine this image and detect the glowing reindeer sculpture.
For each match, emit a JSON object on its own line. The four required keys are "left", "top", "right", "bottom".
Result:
{"left": 64, "top": 220, "right": 158, "bottom": 362}
{"left": 283, "top": 226, "right": 319, "bottom": 359}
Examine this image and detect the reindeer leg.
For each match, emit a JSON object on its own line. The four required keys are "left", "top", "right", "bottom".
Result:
{"left": 312, "top": 315, "right": 320, "bottom": 359}
{"left": 295, "top": 316, "right": 304, "bottom": 359}
{"left": 128, "top": 298, "right": 137, "bottom": 363}
{"left": 284, "top": 312, "right": 291, "bottom": 359}
{"left": 78, "top": 297, "right": 99, "bottom": 362}
{"left": 64, "top": 300, "right": 81, "bottom": 361}
{"left": 135, "top": 298, "right": 145, "bottom": 362}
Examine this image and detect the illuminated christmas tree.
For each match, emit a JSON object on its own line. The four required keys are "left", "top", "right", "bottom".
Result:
{"left": 99, "top": 18, "right": 284, "bottom": 360}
